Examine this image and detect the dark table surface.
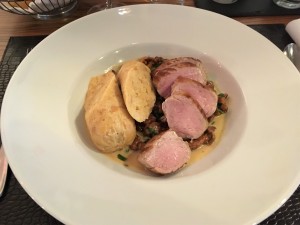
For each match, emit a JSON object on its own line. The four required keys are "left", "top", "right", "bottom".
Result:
{"left": 195, "top": 0, "right": 300, "bottom": 17}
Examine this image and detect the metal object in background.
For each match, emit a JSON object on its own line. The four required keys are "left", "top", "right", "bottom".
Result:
{"left": 284, "top": 43, "right": 300, "bottom": 71}
{"left": 273, "top": 0, "right": 300, "bottom": 9}
{"left": 0, "top": 0, "right": 77, "bottom": 19}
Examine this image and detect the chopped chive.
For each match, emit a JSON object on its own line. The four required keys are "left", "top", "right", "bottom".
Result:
{"left": 216, "top": 108, "right": 226, "bottom": 115}
{"left": 147, "top": 127, "right": 158, "bottom": 136}
{"left": 125, "top": 148, "right": 130, "bottom": 153}
{"left": 218, "top": 93, "right": 226, "bottom": 98}
{"left": 117, "top": 154, "right": 127, "bottom": 161}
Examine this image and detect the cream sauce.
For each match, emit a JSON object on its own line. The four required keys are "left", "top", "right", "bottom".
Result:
{"left": 106, "top": 114, "right": 225, "bottom": 176}
{"left": 188, "top": 115, "right": 225, "bottom": 165}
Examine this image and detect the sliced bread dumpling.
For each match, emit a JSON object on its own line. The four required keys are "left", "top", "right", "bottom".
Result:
{"left": 84, "top": 71, "right": 136, "bottom": 153}
{"left": 117, "top": 60, "right": 156, "bottom": 122}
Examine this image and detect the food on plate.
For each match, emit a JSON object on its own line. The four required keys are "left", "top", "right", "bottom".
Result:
{"left": 84, "top": 71, "right": 136, "bottom": 153}
{"left": 84, "top": 56, "right": 229, "bottom": 176}
{"left": 138, "top": 130, "right": 191, "bottom": 174}
{"left": 171, "top": 77, "right": 218, "bottom": 117}
{"left": 215, "top": 93, "right": 229, "bottom": 115}
{"left": 117, "top": 60, "right": 156, "bottom": 122}
{"left": 187, "top": 126, "right": 216, "bottom": 150}
{"left": 152, "top": 57, "right": 207, "bottom": 98}
{"left": 162, "top": 93, "right": 209, "bottom": 139}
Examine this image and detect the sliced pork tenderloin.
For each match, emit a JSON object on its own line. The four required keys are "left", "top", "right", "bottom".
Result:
{"left": 138, "top": 130, "right": 191, "bottom": 174}
{"left": 152, "top": 57, "right": 207, "bottom": 98}
{"left": 162, "top": 93, "right": 209, "bottom": 139}
{"left": 153, "top": 57, "right": 202, "bottom": 72}
{"left": 171, "top": 77, "right": 218, "bottom": 118}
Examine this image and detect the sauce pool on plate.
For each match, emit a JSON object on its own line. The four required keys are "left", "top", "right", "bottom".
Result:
{"left": 107, "top": 114, "right": 225, "bottom": 176}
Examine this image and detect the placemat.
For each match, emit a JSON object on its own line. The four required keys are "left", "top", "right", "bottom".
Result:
{"left": 194, "top": 0, "right": 300, "bottom": 17}
{"left": 0, "top": 25, "right": 299, "bottom": 225}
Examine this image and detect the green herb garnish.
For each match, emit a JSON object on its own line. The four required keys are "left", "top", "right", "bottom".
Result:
{"left": 216, "top": 108, "right": 226, "bottom": 115}
{"left": 117, "top": 154, "right": 127, "bottom": 161}
{"left": 218, "top": 93, "right": 226, "bottom": 98}
{"left": 147, "top": 127, "right": 159, "bottom": 136}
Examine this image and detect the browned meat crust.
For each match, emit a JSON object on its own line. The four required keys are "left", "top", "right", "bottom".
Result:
{"left": 187, "top": 126, "right": 216, "bottom": 150}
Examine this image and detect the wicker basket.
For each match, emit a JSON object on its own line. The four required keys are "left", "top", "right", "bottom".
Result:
{"left": 0, "top": 0, "right": 77, "bottom": 19}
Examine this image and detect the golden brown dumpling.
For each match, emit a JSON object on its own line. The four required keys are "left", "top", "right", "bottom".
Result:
{"left": 84, "top": 71, "right": 136, "bottom": 153}
{"left": 117, "top": 61, "right": 156, "bottom": 122}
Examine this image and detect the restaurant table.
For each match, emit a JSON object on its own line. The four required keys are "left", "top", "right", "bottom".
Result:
{"left": 0, "top": 1, "right": 300, "bottom": 225}
{"left": 1, "top": 0, "right": 300, "bottom": 60}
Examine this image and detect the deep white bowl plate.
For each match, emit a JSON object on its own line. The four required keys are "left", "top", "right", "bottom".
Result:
{"left": 2, "top": 4, "right": 300, "bottom": 225}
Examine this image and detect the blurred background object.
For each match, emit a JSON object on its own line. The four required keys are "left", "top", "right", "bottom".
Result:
{"left": 87, "top": 0, "right": 124, "bottom": 14}
{"left": 0, "top": 0, "right": 77, "bottom": 19}
{"left": 273, "top": 0, "right": 300, "bottom": 9}
{"left": 212, "top": 0, "right": 238, "bottom": 4}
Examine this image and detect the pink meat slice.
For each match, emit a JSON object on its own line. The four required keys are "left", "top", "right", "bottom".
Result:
{"left": 138, "top": 130, "right": 191, "bottom": 174}
{"left": 171, "top": 77, "right": 218, "bottom": 118}
{"left": 162, "top": 93, "right": 208, "bottom": 139}
{"left": 152, "top": 57, "right": 207, "bottom": 98}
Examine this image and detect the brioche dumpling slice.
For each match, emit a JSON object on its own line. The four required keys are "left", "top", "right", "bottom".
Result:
{"left": 117, "top": 60, "right": 156, "bottom": 122}
{"left": 84, "top": 71, "right": 136, "bottom": 153}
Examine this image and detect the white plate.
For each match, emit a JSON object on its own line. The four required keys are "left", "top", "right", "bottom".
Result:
{"left": 2, "top": 4, "right": 300, "bottom": 225}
